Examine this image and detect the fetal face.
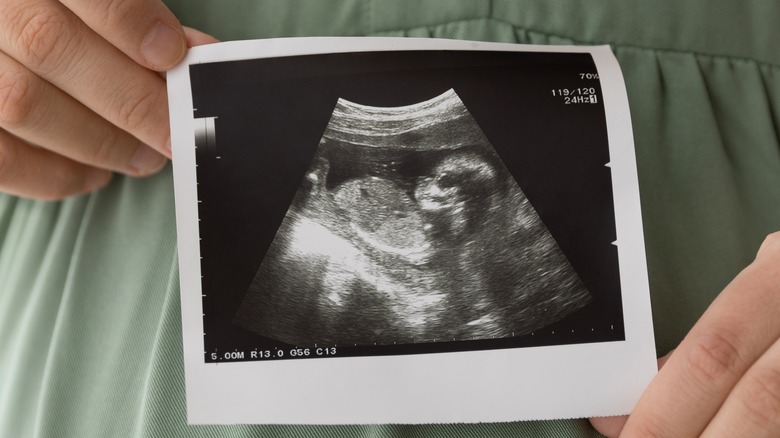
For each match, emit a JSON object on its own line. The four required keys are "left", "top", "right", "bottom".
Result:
{"left": 233, "top": 89, "right": 591, "bottom": 346}
{"left": 415, "top": 152, "right": 498, "bottom": 239}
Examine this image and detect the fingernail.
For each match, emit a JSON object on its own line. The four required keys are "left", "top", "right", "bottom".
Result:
{"left": 84, "top": 169, "right": 112, "bottom": 191}
{"left": 130, "top": 146, "right": 167, "bottom": 176}
{"left": 142, "top": 21, "right": 186, "bottom": 70}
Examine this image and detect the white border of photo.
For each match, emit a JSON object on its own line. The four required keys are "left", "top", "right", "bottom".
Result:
{"left": 167, "top": 37, "right": 656, "bottom": 425}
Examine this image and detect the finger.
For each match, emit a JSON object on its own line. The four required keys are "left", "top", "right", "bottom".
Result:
{"left": 155, "top": 27, "right": 218, "bottom": 81}
{"left": 0, "top": 0, "right": 172, "bottom": 153}
{"left": 589, "top": 353, "right": 675, "bottom": 437}
{"left": 657, "top": 349, "right": 674, "bottom": 369}
{"left": 590, "top": 413, "right": 627, "bottom": 437}
{"left": 0, "top": 129, "right": 111, "bottom": 200}
{"left": 183, "top": 26, "right": 219, "bottom": 48}
{"left": 701, "top": 337, "right": 780, "bottom": 437}
{"left": 0, "top": 51, "right": 167, "bottom": 176}
{"left": 621, "top": 250, "right": 780, "bottom": 437}
{"left": 756, "top": 231, "right": 780, "bottom": 259}
{"left": 59, "top": 0, "right": 186, "bottom": 71}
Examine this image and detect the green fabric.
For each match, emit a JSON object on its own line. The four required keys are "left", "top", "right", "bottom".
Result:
{"left": 1, "top": 0, "right": 779, "bottom": 437}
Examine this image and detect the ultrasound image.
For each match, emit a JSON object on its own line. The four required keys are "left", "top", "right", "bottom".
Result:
{"left": 233, "top": 89, "right": 591, "bottom": 346}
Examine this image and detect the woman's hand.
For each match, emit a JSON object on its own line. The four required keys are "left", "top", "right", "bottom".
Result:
{"left": 0, "top": 0, "right": 215, "bottom": 200}
{"left": 591, "top": 231, "right": 780, "bottom": 437}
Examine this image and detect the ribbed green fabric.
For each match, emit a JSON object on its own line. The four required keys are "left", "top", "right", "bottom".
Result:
{"left": 166, "top": 0, "right": 780, "bottom": 66}
{"left": 1, "top": 1, "right": 778, "bottom": 437}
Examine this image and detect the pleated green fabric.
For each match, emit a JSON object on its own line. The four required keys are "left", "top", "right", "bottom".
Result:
{"left": 1, "top": 1, "right": 778, "bottom": 437}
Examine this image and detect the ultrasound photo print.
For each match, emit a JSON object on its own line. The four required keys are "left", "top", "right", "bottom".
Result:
{"left": 173, "top": 40, "right": 655, "bottom": 424}
{"left": 233, "top": 89, "right": 591, "bottom": 346}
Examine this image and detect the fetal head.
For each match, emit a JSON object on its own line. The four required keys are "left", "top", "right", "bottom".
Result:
{"left": 415, "top": 152, "right": 499, "bottom": 238}
{"left": 332, "top": 177, "right": 429, "bottom": 260}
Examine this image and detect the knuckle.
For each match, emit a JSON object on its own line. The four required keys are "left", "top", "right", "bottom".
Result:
{"left": 113, "top": 84, "right": 164, "bottom": 133}
{"left": 686, "top": 329, "right": 744, "bottom": 385}
{"left": 84, "top": 126, "right": 121, "bottom": 165}
{"left": 740, "top": 367, "right": 780, "bottom": 429}
{"left": 12, "top": 4, "right": 77, "bottom": 73}
{"left": 0, "top": 68, "right": 36, "bottom": 129}
{"left": 92, "top": 0, "right": 138, "bottom": 32}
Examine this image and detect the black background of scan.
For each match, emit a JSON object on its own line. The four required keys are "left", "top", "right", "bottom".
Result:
{"left": 189, "top": 50, "right": 626, "bottom": 363}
